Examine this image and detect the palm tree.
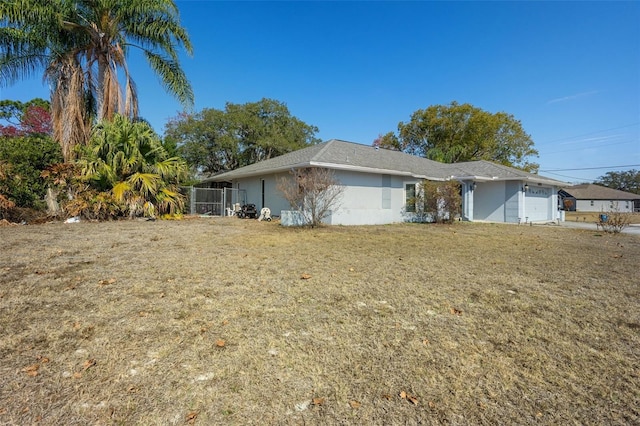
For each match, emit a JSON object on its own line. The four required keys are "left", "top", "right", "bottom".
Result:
{"left": 80, "top": 114, "right": 188, "bottom": 217}
{"left": 0, "top": 0, "right": 194, "bottom": 162}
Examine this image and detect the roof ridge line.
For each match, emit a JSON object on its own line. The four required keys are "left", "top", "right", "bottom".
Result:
{"left": 311, "top": 139, "right": 336, "bottom": 162}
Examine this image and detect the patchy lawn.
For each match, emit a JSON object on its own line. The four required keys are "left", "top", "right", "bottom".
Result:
{"left": 1, "top": 218, "right": 638, "bottom": 425}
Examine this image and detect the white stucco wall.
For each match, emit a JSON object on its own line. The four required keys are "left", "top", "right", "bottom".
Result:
{"left": 576, "top": 200, "right": 634, "bottom": 213}
{"left": 232, "top": 169, "right": 413, "bottom": 225}
{"left": 325, "top": 170, "right": 409, "bottom": 225}
{"left": 233, "top": 173, "right": 290, "bottom": 216}
{"left": 473, "top": 181, "right": 507, "bottom": 222}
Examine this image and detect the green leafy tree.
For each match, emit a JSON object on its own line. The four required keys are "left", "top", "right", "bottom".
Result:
{"left": 0, "top": 0, "right": 194, "bottom": 162}
{"left": 594, "top": 169, "right": 640, "bottom": 195}
{"left": 67, "top": 115, "right": 188, "bottom": 219}
{"left": 165, "top": 98, "right": 321, "bottom": 175}
{"left": 376, "top": 102, "right": 538, "bottom": 171}
{"left": 0, "top": 98, "right": 52, "bottom": 136}
{"left": 0, "top": 134, "right": 63, "bottom": 208}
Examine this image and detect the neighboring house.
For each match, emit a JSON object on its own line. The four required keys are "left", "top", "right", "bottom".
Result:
{"left": 559, "top": 184, "right": 639, "bottom": 213}
{"left": 201, "top": 139, "right": 567, "bottom": 225}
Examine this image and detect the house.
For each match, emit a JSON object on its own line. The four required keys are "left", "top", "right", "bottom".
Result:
{"left": 201, "top": 139, "right": 567, "bottom": 225}
{"left": 559, "top": 184, "right": 639, "bottom": 213}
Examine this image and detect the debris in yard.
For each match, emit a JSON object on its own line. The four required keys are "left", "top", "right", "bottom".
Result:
{"left": 300, "top": 273, "right": 312, "bottom": 280}
{"left": 399, "top": 391, "right": 419, "bottom": 405}
{"left": 295, "top": 400, "right": 311, "bottom": 411}
{"left": 21, "top": 364, "right": 39, "bottom": 377}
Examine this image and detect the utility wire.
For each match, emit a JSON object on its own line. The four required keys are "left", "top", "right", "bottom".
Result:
{"left": 540, "top": 164, "right": 640, "bottom": 172}
{"left": 536, "top": 122, "right": 640, "bottom": 145}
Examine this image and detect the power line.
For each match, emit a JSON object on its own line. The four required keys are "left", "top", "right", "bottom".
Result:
{"left": 542, "top": 171, "right": 595, "bottom": 182}
{"left": 536, "top": 122, "right": 640, "bottom": 145}
{"left": 540, "top": 164, "right": 640, "bottom": 172}
{"left": 539, "top": 139, "right": 637, "bottom": 155}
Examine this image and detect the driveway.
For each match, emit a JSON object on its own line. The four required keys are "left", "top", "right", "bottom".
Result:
{"left": 558, "top": 220, "right": 640, "bottom": 236}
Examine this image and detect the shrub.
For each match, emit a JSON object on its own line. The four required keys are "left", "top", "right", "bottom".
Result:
{"left": 599, "top": 205, "right": 631, "bottom": 234}
{"left": 411, "top": 180, "right": 462, "bottom": 223}
{"left": 277, "top": 168, "right": 344, "bottom": 227}
{"left": 0, "top": 135, "right": 63, "bottom": 208}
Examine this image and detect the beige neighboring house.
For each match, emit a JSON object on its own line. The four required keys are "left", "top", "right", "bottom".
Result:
{"left": 559, "top": 183, "right": 639, "bottom": 213}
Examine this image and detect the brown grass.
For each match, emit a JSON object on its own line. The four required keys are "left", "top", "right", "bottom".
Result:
{"left": 1, "top": 218, "right": 638, "bottom": 425}
{"left": 565, "top": 211, "right": 640, "bottom": 224}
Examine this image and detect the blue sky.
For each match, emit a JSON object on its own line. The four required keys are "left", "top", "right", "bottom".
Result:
{"left": 1, "top": 1, "right": 639, "bottom": 183}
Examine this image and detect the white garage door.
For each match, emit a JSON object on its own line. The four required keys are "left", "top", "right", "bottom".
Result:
{"left": 525, "top": 186, "right": 552, "bottom": 222}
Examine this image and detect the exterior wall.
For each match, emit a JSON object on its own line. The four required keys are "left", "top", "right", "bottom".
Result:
{"left": 504, "top": 181, "right": 521, "bottom": 223}
{"left": 473, "top": 181, "right": 507, "bottom": 222}
{"left": 326, "top": 170, "right": 409, "bottom": 225}
{"left": 233, "top": 173, "right": 290, "bottom": 216}
{"left": 233, "top": 170, "right": 413, "bottom": 225}
{"left": 576, "top": 199, "right": 634, "bottom": 213}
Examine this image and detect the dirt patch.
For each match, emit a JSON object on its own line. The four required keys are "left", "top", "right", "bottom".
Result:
{"left": 1, "top": 218, "right": 638, "bottom": 424}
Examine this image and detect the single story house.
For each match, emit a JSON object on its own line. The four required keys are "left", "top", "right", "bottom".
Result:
{"left": 559, "top": 184, "right": 639, "bottom": 213}
{"left": 201, "top": 139, "right": 567, "bottom": 225}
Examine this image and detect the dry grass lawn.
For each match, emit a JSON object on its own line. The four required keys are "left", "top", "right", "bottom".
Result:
{"left": 1, "top": 218, "right": 638, "bottom": 425}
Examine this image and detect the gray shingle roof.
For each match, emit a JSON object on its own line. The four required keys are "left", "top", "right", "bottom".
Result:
{"left": 561, "top": 184, "right": 640, "bottom": 200}
{"left": 202, "top": 139, "right": 568, "bottom": 185}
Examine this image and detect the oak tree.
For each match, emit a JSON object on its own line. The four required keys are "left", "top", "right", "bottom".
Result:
{"left": 375, "top": 102, "right": 539, "bottom": 172}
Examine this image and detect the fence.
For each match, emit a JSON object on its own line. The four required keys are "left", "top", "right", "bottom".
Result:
{"left": 181, "top": 187, "right": 247, "bottom": 216}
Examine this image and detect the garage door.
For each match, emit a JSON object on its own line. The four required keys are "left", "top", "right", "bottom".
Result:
{"left": 525, "top": 186, "right": 552, "bottom": 222}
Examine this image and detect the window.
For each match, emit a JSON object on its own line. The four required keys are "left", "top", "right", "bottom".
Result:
{"left": 405, "top": 183, "right": 416, "bottom": 212}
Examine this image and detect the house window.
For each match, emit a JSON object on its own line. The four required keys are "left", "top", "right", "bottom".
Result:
{"left": 405, "top": 183, "right": 416, "bottom": 212}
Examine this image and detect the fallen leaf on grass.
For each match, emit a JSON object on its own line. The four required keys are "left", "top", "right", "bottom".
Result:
{"left": 186, "top": 411, "right": 198, "bottom": 423}
{"left": 36, "top": 355, "right": 50, "bottom": 363}
{"left": 312, "top": 397, "right": 325, "bottom": 406}
{"left": 22, "top": 364, "right": 39, "bottom": 377}
{"left": 73, "top": 372, "right": 83, "bottom": 379}
{"left": 349, "top": 400, "right": 361, "bottom": 409}
{"left": 422, "top": 339, "right": 429, "bottom": 345}
{"left": 300, "top": 273, "right": 312, "bottom": 280}
{"left": 98, "top": 278, "right": 116, "bottom": 286}
{"left": 82, "top": 359, "right": 96, "bottom": 370}
{"left": 450, "top": 307, "right": 463, "bottom": 315}
{"left": 399, "top": 391, "right": 419, "bottom": 405}
{"left": 382, "top": 394, "right": 392, "bottom": 400}
{"left": 215, "top": 339, "right": 226, "bottom": 347}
